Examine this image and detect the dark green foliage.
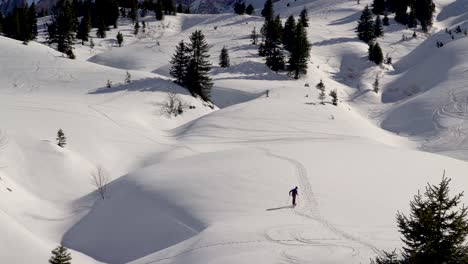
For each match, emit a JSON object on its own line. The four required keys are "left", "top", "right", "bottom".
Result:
{"left": 373, "top": 75, "right": 379, "bottom": 93}
{"left": 260, "top": 17, "right": 284, "bottom": 72}
{"left": 329, "top": 89, "right": 338, "bottom": 106}
{"left": 373, "top": 0, "right": 385, "bottom": 15}
{"left": 170, "top": 40, "right": 190, "bottom": 85}
{"left": 394, "top": 0, "right": 408, "bottom": 25}
{"left": 265, "top": 46, "right": 284, "bottom": 72}
{"left": 163, "top": 0, "right": 176, "bottom": 15}
{"left": 371, "top": 250, "right": 400, "bottom": 264}
{"left": 96, "top": 20, "right": 107, "bottom": 38}
{"left": 396, "top": 175, "right": 468, "bottom": 264}
{"left": 369, "top": 42, "right": 383, "bottom": 64}
{"left": 414, "top": 0, "right": 435, "bottom": 32}
{"left": 56, "top": 129, "right": 66, "bottom": 148}
{"left": 185, "top": 30, "right": 213, "bottom": 101}
{"left": 299, "top": 7, "right": 309, "bottom": 27}
{"left": 3, "top": 5, "right": 35, "bottom": 42}
{"left": 407, "top": 8, "right": 417, "bottom": 28}
{"left": 282, "top": 15, "right": 296, "bottom": 52}
{"left": 49, "top": 245, "right": 71, "bottom": 264}
{"left": 155, "top": 0, "right": 164, "bottom": 20}
{"left": 234, "top": 0, "right": 246, "bottom": 15}
{"left": 316, "top": 80, "right": 326, "bottom": 104}
{"left": 47, "top": 0, "right": 76, "bottom": 53}
{"left": 261, "top": 0, "right": 274, "bottom": 21}
{"left": 219, "top": 46, "right": 230, "bottom": 68}
{"left": 66, "top": 49, "right": 75, "bottom": 59}
{"left": 134, "top": 19, "right": 140, "bottom": 35}
{"left": 117, "top": 31, "right": 123, "bottom": 47}
{"left": 288, "top": 23, "right": 310, "bottom": 79}
{"left": 251, "top": 27, "right": 258, "bottom": 45}
{"left": 246, "top": 4, "right": 255, "bottom": 15}
{"left": 383, "top": 13, "right": 390, "bottom": 26}
{"left": 357, "top": 5, "right": 375, "bottom": 43}
{"left": 94, "top": 0, "right": 119, "bottom": 29}
{"left": 177, "top": 3, "right": 183, "bottom": 13}
{"left": 28, "top": 2, "right": 38, "bottom": 39}
{"left": 374, "top": 15, "right": 384, "bottom": 37}
{"left": 76, "top": 11, "right": 91, "bottom": 44}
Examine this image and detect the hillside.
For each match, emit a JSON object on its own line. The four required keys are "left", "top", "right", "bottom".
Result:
{"left": 2, "top": 0, "right": 468, "bottom": 263}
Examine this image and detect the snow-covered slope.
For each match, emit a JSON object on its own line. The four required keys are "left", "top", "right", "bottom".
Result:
{"left": 3, "top": 0, "right": 468, "bottom": 263}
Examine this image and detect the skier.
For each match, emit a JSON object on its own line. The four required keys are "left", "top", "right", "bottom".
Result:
{"left": 289, "top": 186, "right": 298, "bottom": 207}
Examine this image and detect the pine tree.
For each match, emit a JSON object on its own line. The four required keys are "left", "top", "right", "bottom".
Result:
{"left": 261, "top": 18, "right": 284, "bottom": 72}
{"left": 266, "top": 46, "right": 285, "bottom": 72}
{"left": 414, "top": 0, "right": 435, "bottom": 32}
{"left": 49, "top": 245, "right": 72, "bottom": 264}
{"left": 233, "top": 0, "right": 246, "bottom": 15}
{"left": 155, "top": 0, "right": 164, "bottom": 21}
{"left": 299, "top": 7, "right": 309, "bottom": 27}
{"left": 56, "top": 129, "right": 66, "bottom": 148}
{"left": 219, "top": 46, "right": 230, "bottom": 68}
{"left": 185, "top": 30, "right": 213, "bottom": 101}
{"left": 134, "top": 19, "right": 140, "bottom": 35}
{"left": 177, "top": 3, "right": 183, "bottom": 13}
{"left": 407, "top": 7, "right": 417, "bottom": 28}
{"left": 246, "top": 4, "right": 255, "bottom": 15}
{"left": 372, "top": 0, "right": 385, "bottom": 15}
{"left": 316, "top": 80, "right": 326, "bottom": 104}
{"left": 29, "top": 2, "right": 38, "bottom": 39}
{"left": 394, "top": 0, "right": 408, "bottom": 25}
{"left": 396, "top": 175, "right": 468, "bottom": 263}
{"left": 96, "top": 20, "right": 106, "bottom": 38}
{"left": 371, "top": 42, "right": 384, "bottom": 65}
{"left": 76, "top": 12, "right": 91, "bottom": 44}
{"left": 329, "top": 89, "right": 338, "bottom": 106}
{"left": 282, "top": 15, "right": 296, "bottom": 52}
{"left": 251, "top": 27, "right": 258, "bottom": 45}
{"left": 383, "top": 13, "right": 390, "bottom": 26}
{"left": 357, "top": 5, "right": 375, "bottom": 43}
{"left": 47, "top": 0, "right": 76, "bottom": 53}
{"left": 170, "top": 40, "right": 190, "bottom": 85}
{"left": 116, "top": 31, "right": 123, "bottom": 47}
{"left": 368, "top": 42, "right": 375, "bottom": 61}
{"left": 261, "top": 0, "right": 274, "bottom": 21}
{"left": 374, "top": 15, "right": 384, "bottom": 37}
{"left": 288, "top": 23, "right": 310, "bottom": 79}
{"left": 125, "top": 71, "right": 131, "bottom": 83}
{"left": 373, "top": 75, "right": 379, "bottom": 93}
{"left": 163, "top": 0, "right": 176, "bottom": 15}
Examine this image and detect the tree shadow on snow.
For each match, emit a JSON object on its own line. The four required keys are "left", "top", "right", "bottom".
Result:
{"left": 328, "top": 10, "right": 362, "bottom": 26}
{"left": 212, "top": 61, "right": 290, "bottom": 81}
{"left": 312, "top": 37, "right": 359, "bottom": 46}
{"left": 88, "top": 77, "right": 187, "bottom": 95}
{"left": 266, "top": 205, "right": 294, "bottom": 211}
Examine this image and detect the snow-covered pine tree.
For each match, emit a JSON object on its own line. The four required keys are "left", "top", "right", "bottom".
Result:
{"left": 288, "top": 23, "right": 310, "bottom": 79}
{"left": 186, "top": 30, "right": 213, "bottom": 101}
{"left": 170, "top": 40, "right": 190, "bottom": 85}
{"left": 56, "top": 129, "right": 66, "bottom": 148}
{"left": 49, "top": 245, "right": 72, "bottom": 264}
{"left": 357, "top": 5, "right": 375, "bottom": 43}
{"left": 282, "top": 15, "right": 296, "bottom": 52}
{"left": 299, "top": 7, "right": 309, "bottom": 27}
{"left": 219, "top": 46, "right": 230, "bottom": 68}
{"left": 316, "top": 80, "right": 326, "bottom": 104}
{"left": 117, "top": 31, "right": 123, "bottom": 47}
{"left": 374, "top": 15, "right": 384, "bottom": 37}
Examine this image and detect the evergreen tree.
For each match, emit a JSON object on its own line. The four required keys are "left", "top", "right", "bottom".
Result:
{"left": 288, "top": 23, "right": 310, "bottom": 79}
{"left": 299, "top": 7, "right": 309, "bottom": 27}
{"left": 0, "top": 13, "right": 4, "bottom": 33}
{"left": 28, "top": 2, "right": 38, "bottom": 39}
{"left": 49, "top": 245, "right": 72, "bottom": 264}
{"left": 329, "top": 89, "right": 338, "bottom": 106}
{"left": 368, "top": 42, "right": 375, "bottom": 61}
{"left": 128, "top": 1, "right": 137, "bottom": 22}
{"left": 282, "top": 15, "right": 296, "bottom": 52}
{"left": 96, "top": 20, "right": 106, "bottom": 38}
{"left": 117, "top": 31, "right": 123, "bottom": 47}
{"left": 373, "top": 75, "right": 379, "bottom": 93}
{"left": 251, "top": 27, "right": 258, "bottom": 45}
{"left": 155, "top": 0, "right": 164, "bottom": 20}
{"left": 396, "top": 175, "right": 468, "bottom": 263}
{"left": 261, "top": 0, "right": 274, "bottom": 21}
{"left": 56, "top": 129, "right": 66, "bottom": 148}
{"left": 185, "top": 30, "right": 213, "bottom": 101}
{"left": 371, "top": 42, "right": 384, "bottom": 64}
{"left": 170, "top": 40, "right": 190, "bottom": 85}
{"left": 374, "top": 15, "right": 384, "bottom": 37}
{"left": 134, "top": 19, "right": 140, "bottom": 35}
{"left": 234, "top": 0, "right": 246, "bottom": 15}
{"left": 357, "top": 5, "right": 375, "bottom": 43}
{"left": 407, "top": 7, "right": 417, "bottom": 28}
{"left": 177, "top": 3, "right": 183, "bottom": 13}
{"left": 394, "top": 0, "right": 408, "bottom": 25}
{"left": 316, "top": 80, "right": 326, "bottom": 104}
{"left": 76, "top": 11, "right": 91, "bottom": 44}
{"left": 163, "top": 0, "right": 176, "bottom": 15}
{"left": 219, "top": 46, "right": 230, "bottom": 68}
{"left": 184, "top": 6, "right": 191, "bottom": 14}
{"left": 246, "top": 4, "right": 255, "bottom": 15}
{"left": 260, "top": 17, "right": 285, "bottom": 72}
{"left": 414, "top": 0, "right": 435, "bottom": 32}
{"left": 372, "top": 0, "right": 385, "bottom": 15}
{"left": 47, "top": 0, "right": 76, "bottom": 53}
{"left": 383, "top": 13, "right": 390, "bottom": 26}
{"left": 265, "top": 46, "right": 284, "bottom": 72}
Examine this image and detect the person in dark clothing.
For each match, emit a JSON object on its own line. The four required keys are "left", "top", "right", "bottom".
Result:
{"left": 289, "top": 186, "right": 298, "bottom": 206}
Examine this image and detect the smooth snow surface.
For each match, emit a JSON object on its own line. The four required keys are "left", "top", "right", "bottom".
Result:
{"left": 3, "top": 0, "right": 468, "bottom": 263}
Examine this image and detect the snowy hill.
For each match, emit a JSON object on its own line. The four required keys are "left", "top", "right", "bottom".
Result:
{"left": 3, "top": 0, "right": 468, "bottom": 263}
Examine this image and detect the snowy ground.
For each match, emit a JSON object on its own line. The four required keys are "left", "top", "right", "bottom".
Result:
{"left": 2, "top": 0, "right": 468, "bottom": 263}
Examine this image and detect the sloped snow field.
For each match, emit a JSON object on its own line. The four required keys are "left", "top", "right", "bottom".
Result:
{"left": 2, "top": 0, "right": 468, "bottom": 263}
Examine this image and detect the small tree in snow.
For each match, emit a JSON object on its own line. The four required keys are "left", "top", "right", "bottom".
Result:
{"left": 251, "top": 27, "right": 258, "bottom": 45}
{"left": 316, "top": 80, "right": 326, "bottom": 104}
{"left": 161, "top": 93, "right": 186, "bottom": 117}
{"left": 134, "top": 20, "right": 140, "bottom": 36}
{"left": 125, "top": 71, "right": 131, "bottom": 84}
{"left": 117, "top": 31, "right": 123, "bottom": 47}
{"left": 91, "top": 166, "right": 110, "bottom": 200}
{"left": 49, "top": 245, "right": 72, "bottom": 264}
{"left": 329, "top": 89, "right": 338, "bottom": 106}
{"left": 373, "top": 75, "right": 380, "bottom": 94}
{"left": 219, "top": 46, "right": 230, "bottom": 68}
{"left": 56, "top": 129, "right": 66, "bottom": 148}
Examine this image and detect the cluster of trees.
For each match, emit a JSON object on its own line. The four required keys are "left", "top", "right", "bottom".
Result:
{"left": 170, "top": 30, "right": 213, "bottom": 102}
{"left": 257, "top": 0, "right": 311, "bottom": 79}
{"left": 372, "top": 174, "right": 468, "bottom": 264}
{"left": 357, "top": 5, "right": 384, "bottom": 65}
{"left": 315, "top": 80, "right": 338, "bottom": 105}
{"left": 233, "top": 1, "right": 255, "bottom": 15}
{"left": 0, "top": 3, "right": 37, "bottom": 43}
{"left": 371, "top": 0, "right": 435, "bottom": 32}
